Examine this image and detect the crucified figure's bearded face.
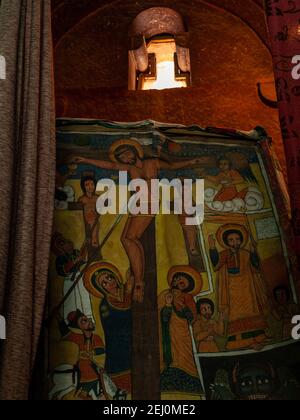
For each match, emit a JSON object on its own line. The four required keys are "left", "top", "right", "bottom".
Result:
{"left": 116, "top": 148, "right": 138, "bottom": 165}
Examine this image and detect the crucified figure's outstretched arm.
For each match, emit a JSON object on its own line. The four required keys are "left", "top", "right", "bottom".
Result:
{"left": 73, "top": 156, "right": 129, "bottom": 172}
{"left": 158, "top": 156, "right": 210, "bottom": 171}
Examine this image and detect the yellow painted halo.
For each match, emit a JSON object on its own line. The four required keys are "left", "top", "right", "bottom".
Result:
{"left": 83, "top": 261, "right": 123, "bottom": 299}
{"left": 109, "top": 139, "right": 144, "bottom": 162}
{"left": 216, "top": 224, "right": 249, "bottom": 249}
{"left": 167, "top": 265, "right": 203, "bottom": 297}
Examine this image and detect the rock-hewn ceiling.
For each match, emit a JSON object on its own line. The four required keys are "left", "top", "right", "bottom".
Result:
{"left": 51, "top": 0, "right": 269, "bottom": 49}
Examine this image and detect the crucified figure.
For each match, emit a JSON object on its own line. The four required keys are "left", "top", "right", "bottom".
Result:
{"left": 74, "top": 140, "right": 207, "bottom": 303}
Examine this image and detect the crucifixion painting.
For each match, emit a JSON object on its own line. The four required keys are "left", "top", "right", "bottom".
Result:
{"left": 49, "top": 121, "right": 298, "bottom": 401}
{"left": 74, "top": 138, "right": 207, "bottom": 303}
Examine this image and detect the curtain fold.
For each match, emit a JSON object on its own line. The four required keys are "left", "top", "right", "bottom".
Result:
{"left": 265, "top": 1, "right": 300, "bottom": 267}
{"left": 0, "top": 0, "right": 55, "bottom": 400}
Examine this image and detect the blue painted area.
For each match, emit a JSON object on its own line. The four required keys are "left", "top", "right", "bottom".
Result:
{"left": 100, "top": 298, "right": 132, "bottom": 375}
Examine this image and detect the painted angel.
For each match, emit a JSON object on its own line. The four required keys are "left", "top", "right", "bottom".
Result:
{"left": 204, "top": 153, "right": 264, "bottom": 212}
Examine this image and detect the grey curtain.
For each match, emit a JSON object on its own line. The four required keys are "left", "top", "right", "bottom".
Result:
{"left": 0, "top": 0, "right": 55, "bottom": 400}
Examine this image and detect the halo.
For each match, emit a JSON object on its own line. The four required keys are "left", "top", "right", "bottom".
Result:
{"left": 83, "top": 262, "right": 123, "bottom": 299}
{"left": 109, "top": 139, "right": 144, "bottom": 162}
{"left": 167, "top": 265, "right": 203, "bottom": 297}
{"left": 216, "top": 224, "right": 249, "bottom": 249}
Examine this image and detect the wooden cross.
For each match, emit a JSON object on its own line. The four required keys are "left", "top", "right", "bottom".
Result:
{"left": 131, "top": 220, "right": 161, "bottom": 400}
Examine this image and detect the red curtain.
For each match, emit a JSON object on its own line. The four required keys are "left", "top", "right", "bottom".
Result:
{"left": 265, "top": 1, "right": 300, "bottom": 264}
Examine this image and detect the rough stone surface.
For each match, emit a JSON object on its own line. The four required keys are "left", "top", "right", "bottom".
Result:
{"left": 53, "top": 0, "right": 286, "bottom": 174}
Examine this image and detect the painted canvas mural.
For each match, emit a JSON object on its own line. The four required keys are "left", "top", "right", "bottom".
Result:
{"left": 48, "top": 119, "right": 299, "bottom": 400}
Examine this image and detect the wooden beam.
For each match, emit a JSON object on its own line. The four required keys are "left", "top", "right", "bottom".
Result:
{"left": 131, "top": 219, "right": 161, "bottom": 400}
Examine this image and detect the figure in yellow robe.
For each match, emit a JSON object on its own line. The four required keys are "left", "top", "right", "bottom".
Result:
{"left": 193, "top": 299, "right": 225, "bottom": 353}
{"left": 209, "top": 225, "right": 270, "bottom": 350}
{"left": 158, "top": 267, "right": 203, "bottom": 396}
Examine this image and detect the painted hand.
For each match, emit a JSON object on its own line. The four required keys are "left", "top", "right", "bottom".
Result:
{"left": 73, "top": 156, "right": 87, "bottom": 164}
{"left": 175, "top": 296, "right": 186, "bottom": 309}
{"left": 133, "top": 283, "right": 145, "bottom": 304}
{"left": 192, "top": 156, "right": 212, "bottom": 166}
{"left": 92, "top": 239, "right": 99, "bottom": 248}
{"left": 165, "top": 293, "right": 174, "bottom": 305}
{"left": 208, "top": 234, "right": 216, "bottom": 249}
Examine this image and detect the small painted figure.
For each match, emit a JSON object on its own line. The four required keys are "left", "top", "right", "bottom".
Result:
{"left": 51, "top": 232, "right": 94, "bottom": 323}
{"left": 79, "top": 174, "right": 101, "bottom": 261}
{"left": 272, "top": 286, "right": 299, "bottom": 340}
{"left": 193, "top": 299, "right": 225, "bottom": 353}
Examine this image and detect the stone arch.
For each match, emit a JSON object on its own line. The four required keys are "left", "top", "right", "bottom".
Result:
{"left": 129, "top": 7, "right": 186, "bottom": 38}
{"left": 128, "top": 8, "right": 190, "bottom": 89}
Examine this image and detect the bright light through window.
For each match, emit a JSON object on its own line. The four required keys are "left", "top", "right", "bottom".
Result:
{"left": 141, "top": 39, "right": 187, "bottom": 90}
